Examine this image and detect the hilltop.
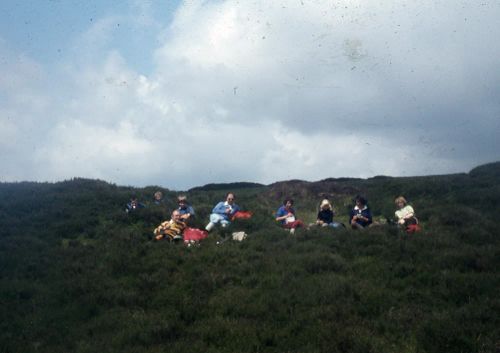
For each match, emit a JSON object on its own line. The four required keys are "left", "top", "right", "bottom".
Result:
{"left": 0, "top": 162, "right": 499, "bottom": 353}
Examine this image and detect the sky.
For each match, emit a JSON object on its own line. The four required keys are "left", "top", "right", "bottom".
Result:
{"left": 1, "top": 0, "right": 499, "bottom": 190}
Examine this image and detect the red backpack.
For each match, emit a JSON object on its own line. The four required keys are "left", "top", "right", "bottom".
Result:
{"left": 406, "top": 224, "right": 422, "bottom": 234}
{"left": 183, "top": 227, "right": 209, "bottom": 242}
{"left": 231, "top": 211, "right": 253, "bottom": 220}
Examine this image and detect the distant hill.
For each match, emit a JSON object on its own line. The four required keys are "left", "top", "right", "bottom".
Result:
{"left": 0, "top": 162, "right": 499, "bottom": 353}
{"left": 469, "top": 161, "right": 500, "bottom": 179}
{"left": 188, "top": 181, "right": 265, "bottom": 192}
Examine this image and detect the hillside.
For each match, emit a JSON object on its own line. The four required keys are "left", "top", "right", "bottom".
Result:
{"left": 1, "top": 163, "right": 499, "bottom": 353}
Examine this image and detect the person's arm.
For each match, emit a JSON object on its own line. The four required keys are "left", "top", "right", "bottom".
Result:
{"left": 276, "top": 207, "right": 288, "bottom": 221}
{"left": 403, "top": 206, "right": 414, "bottom": 220}
{"left": 161, "top": 221, "right": 172, "bottom": 230}
{"left": 316, "top": 211, "right": 323, "bottom": 224}
{"left": 229, "top": 204, "right": 240, "bottom": 217}
{"left": 212, "top": 202, "right": 226, "bottom": 214}
{"left": 363, "top": 209, "right": 373, "bottom": 224}
{"left": 180, "top": 206, "right": 195, "bottom": 220}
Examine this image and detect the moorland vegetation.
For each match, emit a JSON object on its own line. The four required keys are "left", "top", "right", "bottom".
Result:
{"left": 1, "top": 162, "right": 499, "bottom": 353}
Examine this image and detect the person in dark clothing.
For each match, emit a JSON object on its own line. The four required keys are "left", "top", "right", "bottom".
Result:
{"left": 316, "top": 199, "right": 344, "bottom": 228}
{"left": 349, "top": 195, "right": 372, "bottom": 229}
{"left": 125, "top": 196, "right": 146, "bottom": 213}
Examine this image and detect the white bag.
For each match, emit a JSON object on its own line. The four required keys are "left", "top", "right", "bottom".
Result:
{"left": 232, "top": 231, "right": 248, "bottom": 241}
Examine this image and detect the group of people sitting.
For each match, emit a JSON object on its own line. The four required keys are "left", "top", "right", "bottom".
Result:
{"left": 275, "top": 194, "right": 419, "bottom": 233}
{"left": 128, "top": 191, "right": 420, "bottom": 242}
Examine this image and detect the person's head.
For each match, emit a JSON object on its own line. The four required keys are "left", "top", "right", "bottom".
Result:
{"left": 320, "top": 199, "right": 332, "bottom": 210}
{"left": 354, "top": 195, "right": 367, "bottom": 208}
{"left": 226, "top": 192, "right": 235, "bottom": 204}
{"left": 172, "top": 209, "right": 181, "bottom": 221}
{"left": 129, "top": 196, "right": 138, "bottom": 209}
{"left": 154, "top": 191, "right": 163, "bottom": 201}
{"left": 178, "top": 195, "right": 188, "bottom": 208}
{"left": 283, "top": 198, "right": 294, "bottom": 208}
{"left": 394, "top": 196, "right": 407, "bottom": 209}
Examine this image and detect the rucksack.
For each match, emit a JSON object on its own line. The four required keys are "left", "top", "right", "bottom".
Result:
{"left": 231, "top": 211, "right": 253, "bottom": 220}
{"left": 183, "top": 227, "right": 209, "bottom": 242}
{"left": 406, "top": 224, "right": 422, "bottom": 234}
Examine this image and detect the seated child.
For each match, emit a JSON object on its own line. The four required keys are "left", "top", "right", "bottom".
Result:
{"left": 316, "top": 199, "right": 344, "bottom": 228}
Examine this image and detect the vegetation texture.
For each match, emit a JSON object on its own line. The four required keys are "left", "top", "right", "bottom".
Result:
{"left": 1, "top": 162, "right": 499, "bottom": 353}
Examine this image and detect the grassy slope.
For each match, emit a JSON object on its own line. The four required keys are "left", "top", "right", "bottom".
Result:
{"left": 0, "top": 163, "right": 499, "bottom": 353}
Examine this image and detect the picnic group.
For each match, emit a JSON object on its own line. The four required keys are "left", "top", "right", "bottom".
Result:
{"left": 126, "top": 191, "right": 421, "bottom": 245}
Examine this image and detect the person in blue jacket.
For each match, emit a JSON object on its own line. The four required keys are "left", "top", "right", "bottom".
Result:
{"left": 349, "top": 195, "right": 372, "bottom": 229}
{"left": 275, "top": 198, "right": 305, "bottom": 234}
{"left": 205, "top": 192, "right": 240, "bottom": 231}
{"left": 177, "top": 195, "right": 195, "bottom": 224}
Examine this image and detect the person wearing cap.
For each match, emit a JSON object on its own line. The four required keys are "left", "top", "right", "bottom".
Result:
{"left": 154, "top": 209, "right": 186, "bottom": 241}
{"left": 394, "top": 196, "right": 418, "bottom": 227}
{"left": 275, "top": 198, "right": 305, "bottom": 234}
{"left": 316, "top": 199, "right": 344, "bottom": 228}
{"left": 177, "top": 195, "right": 195, "bottom": 223}
{"left": 349, "top": 195, "right": 373, "bottom": 229}
{"left": 205, "top": 192, "right": 240, "bottom": 231}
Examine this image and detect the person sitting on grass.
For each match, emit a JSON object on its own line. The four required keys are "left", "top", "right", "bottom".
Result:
{"left": 205, "top": 192, "right": 240, "bottom": 232}
{"left": 349, "top": 195, "right": 372, "bottom": 230}
{"left": 153, "top": 191, "right": 164, "bottom": 205}
{"left": 276, "top": 198, "right": 305, "bottom": 234}
{"left": 154, "top": 210, "right": 186, "bottom": 241}
{"left": 177, "top": 195, "right": 195, "bottom": 224}
{"left": 315, "top": 199, "right": 344, "bottom": 228}
{"left": 394, "top": 196, "right": 420, "bottom": 232}
{"left": 125, "top": 196, "right": 146, "bottom": 213}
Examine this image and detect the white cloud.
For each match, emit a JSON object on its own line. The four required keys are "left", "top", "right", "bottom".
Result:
{"left": 1, "top": 1, "right": 499, "bottom": 188}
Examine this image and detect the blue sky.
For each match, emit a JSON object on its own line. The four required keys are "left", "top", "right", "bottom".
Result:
{"left": 0, "top": 1, "right": 180, "bottom": 73}
{"left": 1, "top": 1, "right": 499, "bottom": 190}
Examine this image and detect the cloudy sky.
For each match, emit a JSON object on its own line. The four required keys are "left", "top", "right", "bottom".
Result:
{"left": 1, "top": 0, "right": 499, "bottom": 190}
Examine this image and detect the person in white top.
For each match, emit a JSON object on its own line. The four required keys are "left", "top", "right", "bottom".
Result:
{"left": 394, "top": 196, "right": 418, "bottom": 226}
